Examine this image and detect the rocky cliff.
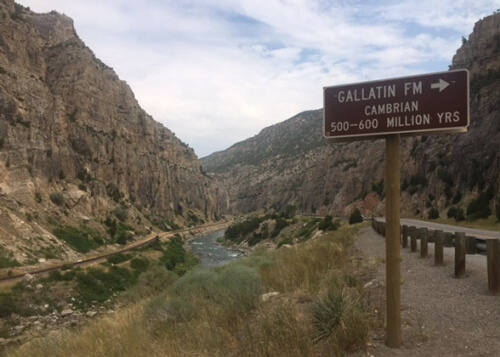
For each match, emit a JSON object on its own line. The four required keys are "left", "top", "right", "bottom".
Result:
{"left": 0, "top": 1, "right": 218, "bottom": 264}
{"left": 202, "top": 13, "right": 500, "bottom": 220}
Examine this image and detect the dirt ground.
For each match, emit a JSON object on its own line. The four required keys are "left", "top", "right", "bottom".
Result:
{"left": 354, "top": 226, "right": 500, "bottom": 357}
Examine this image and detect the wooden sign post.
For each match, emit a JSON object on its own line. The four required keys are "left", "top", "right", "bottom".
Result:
{"left": 384, "top": 134, "right": 401, "bottom": 346}
{"left": 323, "top": 69, "right": 469, "bottom": 348}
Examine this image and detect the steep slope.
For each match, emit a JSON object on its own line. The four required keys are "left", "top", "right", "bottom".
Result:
{"left": 0, "top": 1, "right": 218, "bottom": 265}
{"left": 202, "top": 12, "right": 500, "bottom": 219}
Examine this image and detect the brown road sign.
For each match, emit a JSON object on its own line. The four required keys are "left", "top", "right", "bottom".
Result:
{"left": 323, "top": 69, "right": 469, "bottom": 142}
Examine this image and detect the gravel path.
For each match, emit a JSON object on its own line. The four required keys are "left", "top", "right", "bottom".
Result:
{"left": 355, "top": 226, "right": 500, "bottom": 357}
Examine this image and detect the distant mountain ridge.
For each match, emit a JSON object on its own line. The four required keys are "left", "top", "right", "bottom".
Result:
{"left": 203, "top": 110, "right": 324, "bottom": 172}
{"left": 202, "top": 12, "right": 500, "bottom": 219}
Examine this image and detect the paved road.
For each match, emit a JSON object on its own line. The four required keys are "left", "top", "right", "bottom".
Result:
{"left": 377, "top": 217, "right": 500, "bottom": 240}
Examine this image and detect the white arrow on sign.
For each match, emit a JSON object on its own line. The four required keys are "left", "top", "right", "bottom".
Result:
{"left": 431, "top": 79, "right": 450, "bottom": 92}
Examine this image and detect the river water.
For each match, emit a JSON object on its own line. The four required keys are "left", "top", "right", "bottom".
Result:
{"left": 189, "top": 229, "right": 244, "bottom": 268}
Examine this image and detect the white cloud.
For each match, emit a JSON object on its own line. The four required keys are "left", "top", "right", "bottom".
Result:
{"left": 16, "top": 0, "right": 500, "bottom": 157}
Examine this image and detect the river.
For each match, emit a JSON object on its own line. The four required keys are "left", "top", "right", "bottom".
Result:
{"left": 189, "top": 229, "right": 244, "bottom": 268}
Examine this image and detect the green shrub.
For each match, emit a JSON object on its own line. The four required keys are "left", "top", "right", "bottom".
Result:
{"left": 297, "top": 218, "right": 321, "bottom": 241}
{"left": 107, "top": 253, "right": 132, "bottom": 265}
{"left": 53, "top": 225, "right": 103, "bottom": 253}
{"left": 104, "top": 217, "right": 117, "bottom": 237}
{"left": 0, "top": 293, "right": 21, "bottom": 318}
{"left": 75, "top": 266, "right": 138, "bottom": 305}
{"left": 0, "top": 246, "right": 21, "bottom": 269}
{"left": 428, "top": 208, "right": 439, "bottom": 219}
{"left": 452, "top": 191, "right": 462, "bottom": 204}
{"left": 248, "top": 232, "right": 265, "bottom": 246}
{"left": 49, "top": 192, "right": 65, "bottom": 206}
{"left": 401, "top": 179, "right": 409, "bottom": 191}
{"left": 281, "top": 205, "right": 297, "bottom": 219}
{"left": 277, "top": 236, "right": 293, "bottom": 248}
{"left": 447, "top": 206, "right": 458, "bottom": 219}
{"left": 116, "top": 230, "right": 133, "bottom": 245}
{"left": 408, "top": 185, "right": 418, "bottom": 195}
{"left": 409, "top": 174, "right": 427, "bottom": 187}
{"left": 271, "top": 218, "right": 289, "bottom": 237}
{"left": 319, "top": 215, "right": 340, "bottom": 231}
{"left": 225, "top": 216, "right": 266, "bottom": 243}
{"left": 130, "top": 257, "right": 149, "bottom": 272}
{"left": 162, "top": 235, "right": 186, "bottom": 272}
{"left": 348, "top": 209, "right": 363, "bottom": 225}
{"left": 77, "top": 168, "right": 92, "bottom": 182}
{"left": 466, "top": 187, "right": 494, "bottom": 220}
{"left": 46, "top": 270, "right": 75, "bottom": 282}
{"left": 447, "top": 206, "right": 465, "bottom": 221}
{"left": 113, "top": 205, "right": 128, "bottom": 222}
{"left": 106, "top": 183, "right": 123, "bottom": 203}
{"left": 456, "top": 208, "right": 466, "bottom": 222}
{"left": 437, "top": 168, "right": 453, "bottom": 187}
{"left": 371, "top": 179, "right": 384, "bottom": 196}
{"left": 35, "top": 192, "right": 42, "bottom": 203}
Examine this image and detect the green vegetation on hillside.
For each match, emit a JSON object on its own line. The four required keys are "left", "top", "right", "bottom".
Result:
{"left": 223, "top": 210, "right": 342, "bottom": 248}
{"left": 53, "top": 225, "right": 104, "bottom": 253}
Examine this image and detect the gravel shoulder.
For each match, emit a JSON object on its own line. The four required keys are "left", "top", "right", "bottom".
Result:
{"left": 355, "top": 226, "right": 500, "bottom": 357}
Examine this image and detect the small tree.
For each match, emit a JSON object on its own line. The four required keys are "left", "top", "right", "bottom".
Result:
{"left": 447, "top": 206, "right": 465, "bottom": 222}
{"left": 348, "top": 208, "right": 363, "bottom": 225}
{"left": 319, "top": 215, "right": 340, "bottom": 231}
{"left": 282, "top": 205, "right": 296, "bottom": 219}
{"left": 49, "top": 192, "right": 65, "bottom": 206}
{"left": 428, "top": 208, "right": 439, "bottom": 220}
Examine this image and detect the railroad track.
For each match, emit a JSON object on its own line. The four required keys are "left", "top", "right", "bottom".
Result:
{"left": 0, "top": 221, "right": 230, "bottom": 284}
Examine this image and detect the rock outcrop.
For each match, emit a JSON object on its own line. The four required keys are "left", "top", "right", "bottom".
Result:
{"left": 202, "top": 13, "right": 500, "bottom": 220}
{"left": 0, "top": 1, "right": 218, "bottom": 264}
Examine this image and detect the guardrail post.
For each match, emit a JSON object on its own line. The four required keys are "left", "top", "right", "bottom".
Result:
{"left": 487, "top": 239, "right": 500, "bottom": 295}
{"left": 420, "top": 228, "right": 428, "bottom": 258}
{"left": 410, "top": 226, "right": 417, "bottom": 252}
{"left": 435, "top": 230, "right": 444, "bottom": 266}
{"left": 455, "top": 232, "right": 466, "bottom": 278}
{"left": 402, "top": 225, "right": 408, "bottom": 248}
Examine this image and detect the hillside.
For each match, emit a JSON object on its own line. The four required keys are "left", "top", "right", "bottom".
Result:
{"left": 202, "top": 13, "right": 500, "bottom": 220}
{"left": 0, "top": 1, "right": 218, "bottom": 266}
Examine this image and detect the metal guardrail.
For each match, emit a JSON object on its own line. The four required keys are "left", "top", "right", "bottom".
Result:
{"left": 372, "top": 218, "right": 500, "bottom": 295}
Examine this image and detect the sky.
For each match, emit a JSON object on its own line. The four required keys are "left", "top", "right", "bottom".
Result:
{"left": 17, "top": 0, "right": 500, "bottom": 158}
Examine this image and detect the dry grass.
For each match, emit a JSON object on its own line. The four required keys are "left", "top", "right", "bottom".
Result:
{"left": 5, "top": 225, "right": 371, "bottom": 357}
